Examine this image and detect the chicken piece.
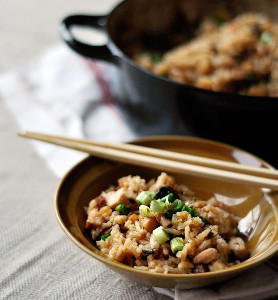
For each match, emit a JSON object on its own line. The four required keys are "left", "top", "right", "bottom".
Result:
{"left": 228, "top": 237, "right": 248, "bottom": 260}
{"left": 139, "top": 215, "right": 159, "bottom": 233}
{"left": 154, "top": 213, "right": 171, "bottom": 228}
{"left": 209, "top": 260, "right": 227, "bottom": 271}
{"left": 102, "top": 188, "right": 138, "bottom": 210}
{"left": 160, "top": 215, "right": 172, "bottom": 228}
{"left": 193, "top": 248, "right": 220, "bottom": 264}
{"left": 86, "top": 208, "right": 105, "bottom": 228}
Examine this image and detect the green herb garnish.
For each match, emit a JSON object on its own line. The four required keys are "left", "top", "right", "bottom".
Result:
{"left": 152, "top": 226, "right": 170, "bottom": 244}
{"left": 161, "top": 193, "right": 175, "bottom": 203}
{"left": 165, "top": 210, "right": 174, "bottom": 219}
{"left": 170, "top": 237, "right": 185, "bottom": 253}
{"left": 139, "top": 205, "right": 154, "bottom": 217}
{"left": 173, "top": 199, "right": 184, "bottom": 212}
{"left": 199, "top": 216, "right": 209, "bottom": 224}
{"left": 182, "top": 205, "right": 198, "bottom": 217}
{"left": 100, "top": 234, "right": 111, "bottom": 241}
{"left": 261, "top": 31, "right": 274, "bottom": 45}
{"left": 115, "top": 204, "right": 130, "bottom": 215}
{"left": 211, "top": 16, "right": 227, "bottom": 26}
{"left": 150, "top": 52, "right": 163, "bottom": 63}
{"left": 246, "top": 72, "right": 255, "bottom": 82}
{"left": 150, "top": 200, "right": 166, "bottom": 213}
{"left": 136, "top": 191, "right": 156, "bottom": 205}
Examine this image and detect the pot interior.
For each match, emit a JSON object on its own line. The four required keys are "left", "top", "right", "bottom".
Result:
{"left": 108, "top": 0, "right": 278, "bottom": 58}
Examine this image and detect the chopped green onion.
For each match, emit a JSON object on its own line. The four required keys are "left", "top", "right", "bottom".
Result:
{"left": 115, "top": 204, "right": 130, "bottom": 215}
{"left": 136, "top": 191, "right": 156, "bottom": 205}
{"left": 150, "top": 200, "right": 166, "bottom": 213}
{"left": 150, "top": 52, "right": 162, "bottom": 63}
{"left": 161, "top": 195, "right": 171, "bottom": 210}
{"left": 246, "top": 72, "right": 255, "bottom": 82}
{"left": 181, "top": 204, "right": 190, "bottom": 213}
{"left": 152, "top": 226, "right": 169, "bottom": 244}
{"left": 261, "top": 31, "right": 274, "bottom": 45}
{"left": 100, "top": 233, "right": 111, "bottom": 241}
{"left": 165, "top": 210, "right": 174, "bottom": 219}
{"left": 139, "top": 205, "right": 154, "bottom": 217}
{"left": 211, "top": 16, "right": 227, "bottom": 26}
{"left": 200, "top": 216, "right": 209, "bottom": 224}
{"left": 190, "top": 207, "right": 199, "bottom": 217}
{"left": 173, "top": 199, "right": 184, "bottom": 212}
{"left": 161, "top": 193, "right": 175, "bottom": 203}
{"left": 170, "top": 237, "right": 184, "bottom": 253}
{"left": 182, "top": 205, "right": 199, "bottom": 217}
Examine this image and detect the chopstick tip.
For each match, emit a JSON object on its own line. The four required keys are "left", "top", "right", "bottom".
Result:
{"left": 17, "top": 131, "right": 29, "bottom": 138}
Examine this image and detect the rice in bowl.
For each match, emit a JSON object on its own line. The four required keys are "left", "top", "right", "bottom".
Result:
{"left": 85, "top": 172, "right": 249, "bottom": 274}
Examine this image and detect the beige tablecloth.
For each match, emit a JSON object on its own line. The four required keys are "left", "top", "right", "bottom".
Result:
{"left": 1, "top": 45, "right": 278, "bottom": 300}
{"left": 0, "top": 101, "right": 169, "bottom": 300}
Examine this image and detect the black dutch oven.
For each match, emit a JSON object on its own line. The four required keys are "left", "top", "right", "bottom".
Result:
{"left": 61, "top": 0, "right": 278, "bottom": 166}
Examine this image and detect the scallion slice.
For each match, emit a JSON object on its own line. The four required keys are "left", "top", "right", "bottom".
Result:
{"left": 261, "top": 31, "right": 274, "bottom": 45}
{"left": 182, "top": 204, "right": 190, "bottom": 213}
{"left": 100, "top": 234, "right": 111, "bottom": 241}
{"left": 170, "top": 237, "right": 184, "bottom": 253}
{"left": 136, "top": 191, "right": 156, "bottom": 205}
{"left": 182, "top": 205, "right": 198, "bottom": 217}
{"left": 190, "top": 207, "right": 199, "bottom": 217}
{"left": 152, "top": 226, "right": 169, "bottom": 244}
{"left": 139, "top": 205, "right": 154, "bottom": 217}
{"left": 150, "top": 52, "right": 162, "bottom": 63}
{"left": 165, "top": 210, "right": 174, "bottom": 219}
{"left": 200, "top": 216, "right": 209, "bottom": 224}
{"left": 211, "top": 16, "right": 227, "bottom": 26}
{"left": 161, "top": 193, "right": 175, "bottom": 203}
{"left": 173, "top": 199, "right": 184, "bottom": 212}
{"left": 115, "top": 204, "right": 130, "bottom": 215}
{"left": 150, "top": 200, "right": 166, "bottom": 213}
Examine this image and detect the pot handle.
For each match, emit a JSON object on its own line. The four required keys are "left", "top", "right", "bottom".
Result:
{"left": 61, "top": 14, "right": 116, "bottom": 63}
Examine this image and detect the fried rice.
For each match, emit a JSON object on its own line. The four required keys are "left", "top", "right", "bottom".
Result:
{"left": 85, "top": 173, "right": 248, "bottom": 274}
{"left": 135, "top": 13, "right": 278, "bottom": 97}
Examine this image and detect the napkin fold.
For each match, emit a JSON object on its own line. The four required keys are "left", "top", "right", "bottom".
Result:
{"left": 0, "top": 45, "right": 135, "bottom": 177}
{"left": 1, "top": 44, "right": 277, "bottom": 300}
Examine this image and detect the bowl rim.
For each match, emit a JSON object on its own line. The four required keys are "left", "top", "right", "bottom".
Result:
{"left": 55, "top": 135, "right": 278, "bottom": 279}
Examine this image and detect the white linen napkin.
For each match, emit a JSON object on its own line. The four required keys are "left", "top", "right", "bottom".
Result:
{"left": 1, "top": 44, "right": 277, "bottom": 299}
{"left": 0, "top": 45, "right": 135, "bottom": 177}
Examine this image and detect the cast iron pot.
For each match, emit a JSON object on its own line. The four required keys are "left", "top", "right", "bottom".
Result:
{"left": 61, "top": 0, "right": 278, "bottom": 166}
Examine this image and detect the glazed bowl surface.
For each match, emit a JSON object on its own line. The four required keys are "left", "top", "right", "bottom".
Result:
{"left": 55, "top": 136, "right": 278, "bottom": 289}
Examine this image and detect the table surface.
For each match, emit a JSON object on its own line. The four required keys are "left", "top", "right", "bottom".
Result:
{"left": 0, "top": 2, "right": 169, "bottom": 299}
{"left": 0, "top": 0, "right": 120, "bottom": 72}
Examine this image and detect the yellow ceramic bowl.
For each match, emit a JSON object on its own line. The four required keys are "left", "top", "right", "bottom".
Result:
{"left": 55, "top": 136, "right": 278, "bottom": 289}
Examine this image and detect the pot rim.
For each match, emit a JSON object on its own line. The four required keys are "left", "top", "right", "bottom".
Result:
{"left": 104, "top": 0, "right": 278, "bottom": 104}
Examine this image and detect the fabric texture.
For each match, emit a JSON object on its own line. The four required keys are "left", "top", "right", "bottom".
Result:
{"left": 0, "top": 44, "right": 278, "bottom": 300}
{"left": 0, "top": 101, "right": 169, "bottom": 300}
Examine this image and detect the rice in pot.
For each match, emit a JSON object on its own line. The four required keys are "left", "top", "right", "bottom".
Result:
{"left": 135, "top": 13, "right": 278, "bottom": 97}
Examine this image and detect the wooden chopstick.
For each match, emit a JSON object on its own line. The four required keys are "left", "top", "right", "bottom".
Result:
{"left": 19, "top": 131, "right": 278, "bottom": 179}
{"left": 18, "top": 131, "right": 278, "bottom": 190}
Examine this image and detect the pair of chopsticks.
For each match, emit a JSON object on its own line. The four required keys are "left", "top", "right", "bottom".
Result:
{"left": 18, "top": 131, "right": 278, "bottom": 190}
